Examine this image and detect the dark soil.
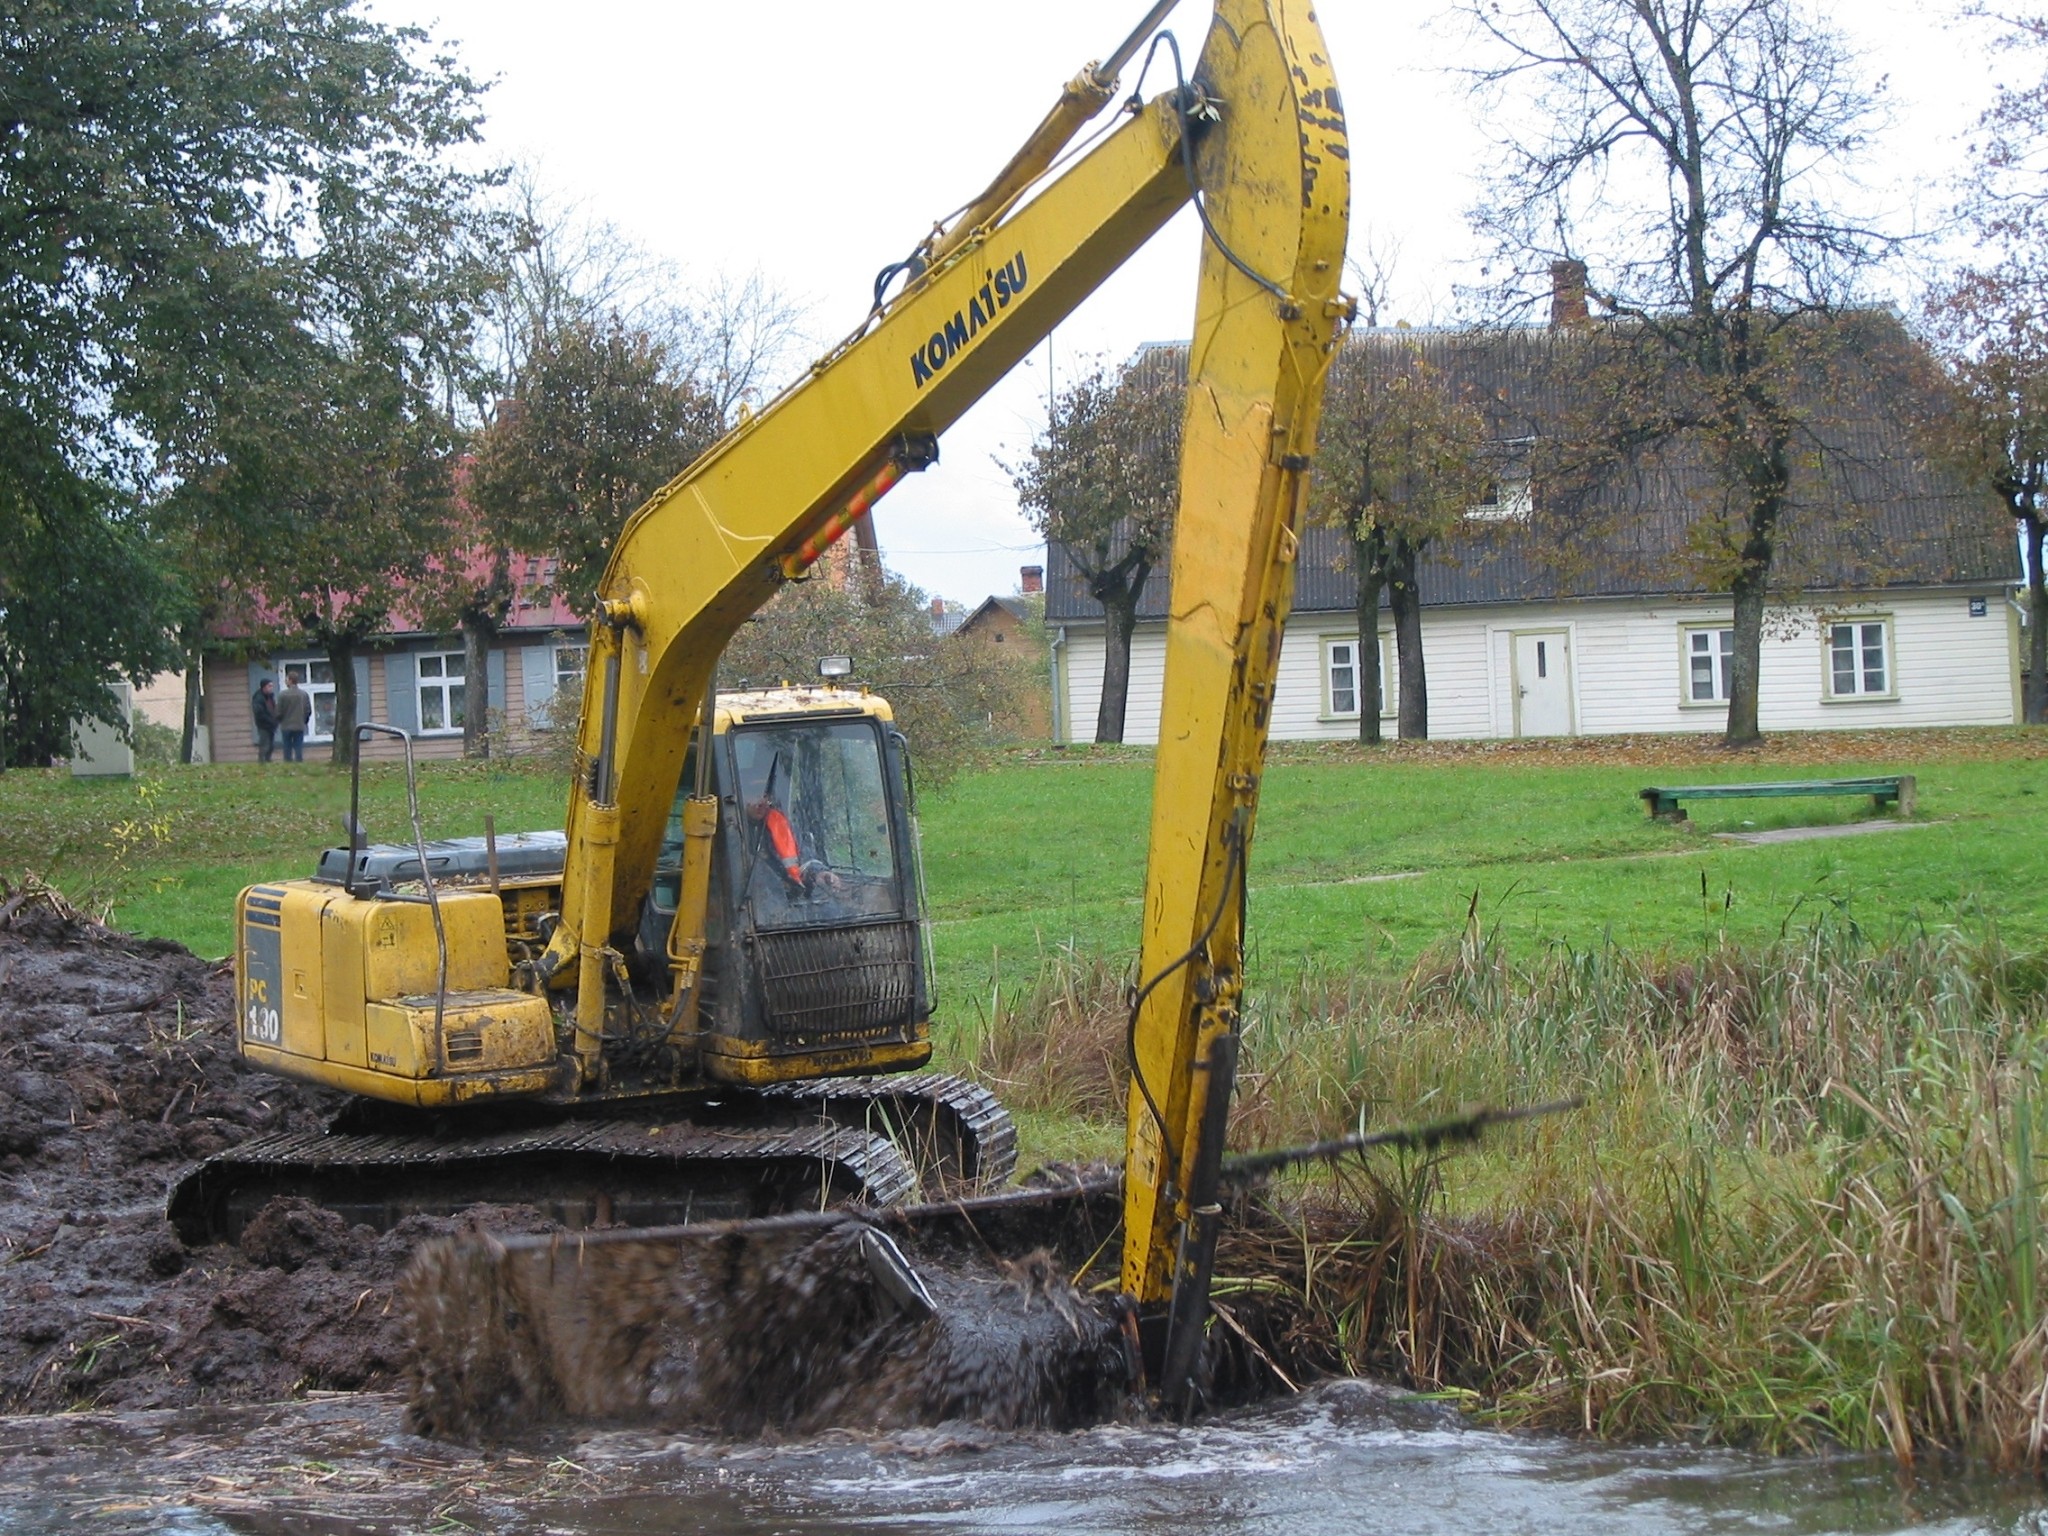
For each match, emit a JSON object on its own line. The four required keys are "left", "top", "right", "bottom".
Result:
{"left": 0, "top": 883, "right": 548, "bottom": 1412}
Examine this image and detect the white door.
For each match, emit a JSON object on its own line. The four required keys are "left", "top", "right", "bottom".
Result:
{"left": 1512, "top": 630, "right": 1574, "bottom": 736}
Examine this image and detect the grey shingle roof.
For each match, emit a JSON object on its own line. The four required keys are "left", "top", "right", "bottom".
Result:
{"left": 1046, "top": 313, "right": 2017, "bottom": 622}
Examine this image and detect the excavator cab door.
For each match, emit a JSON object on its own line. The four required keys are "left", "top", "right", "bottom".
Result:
{"left": 643, "top": 707, "right": 934, "bottom": 1084}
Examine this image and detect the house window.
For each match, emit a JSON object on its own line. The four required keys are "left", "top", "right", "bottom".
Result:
{"left": 1682, "top": 626, "right": 1734, "bottom": 704}
{"left": 555, "top": 643, "right": 587, "bottom": 693}
{"left": 1466, "top": 474, "right": 1533, "bottom": 523}
{"left": 1826, "top": 619, "right": 1892, "bottom": 699}
{"left": 416, "top": 651, "right": 466, "bottom": 733}
{"left": 276, "top": 658, "right": 337, "bottom": 742}
{"left": 1324, "top": 635, "right": 1395, "bottom": 718}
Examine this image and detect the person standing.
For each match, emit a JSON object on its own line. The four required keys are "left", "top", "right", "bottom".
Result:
{"left": 276, "top": 668, "right": 312, "bottom": 763}
{"left": 251, "top": 678, "right": 279, "bottom": 764}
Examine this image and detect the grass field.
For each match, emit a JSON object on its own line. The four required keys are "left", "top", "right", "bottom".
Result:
{"left": 923, "top": 730, "right": 2048, "bottom": 1035}
{"left": 6, "top": 727, "right": 2046, "bottom": 1014}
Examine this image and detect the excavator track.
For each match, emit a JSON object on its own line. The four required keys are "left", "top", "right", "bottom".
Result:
{"left": 167, "top": 1071, "right": 1014, "bottom": 1246}
{"left": 751, "top": 1071, "right": 1018, "bottom": 1193}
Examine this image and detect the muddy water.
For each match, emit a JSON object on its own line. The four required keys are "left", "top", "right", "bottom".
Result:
{"left": 2, "top": 1384, "right": 2044, "bottom": 1535}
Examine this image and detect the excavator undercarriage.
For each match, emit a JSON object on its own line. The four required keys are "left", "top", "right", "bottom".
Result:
{"left": 169, "top": 1071, "right": 1014, "bottom": 1245}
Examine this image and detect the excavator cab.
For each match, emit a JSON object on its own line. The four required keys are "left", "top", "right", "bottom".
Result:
{"left": 638, "top": 688, "right": 934, "bottom": 1085}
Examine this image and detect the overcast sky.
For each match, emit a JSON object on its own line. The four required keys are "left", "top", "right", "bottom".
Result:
{"left": 365, "top": 0, "right": 2000, "bottom": 604}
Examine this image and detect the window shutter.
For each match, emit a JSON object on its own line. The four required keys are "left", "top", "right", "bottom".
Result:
{"left": 487, "top": 647, "right": 507, "bottom": 723}
{"left": 522, "top": 643, "right": 555, "bottom": 718}
{"left": 352, "top": 657, "right": 373, "bottom": 735}
{"left": 384, "top": 652, "right": 419, "bottom": 733}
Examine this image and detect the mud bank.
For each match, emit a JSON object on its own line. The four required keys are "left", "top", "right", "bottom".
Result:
{"left": 0, "top": 889, "right": 1139, "bottom": 1434}
{"left": 0, "top": 886, "right": 556, "bottom": 1410}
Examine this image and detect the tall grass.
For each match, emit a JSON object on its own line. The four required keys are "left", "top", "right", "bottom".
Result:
{"left": 973, "top": 914, "right": 2048, "bottom": 1466}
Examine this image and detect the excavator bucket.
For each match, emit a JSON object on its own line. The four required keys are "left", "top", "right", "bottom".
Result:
{"left": 404, "top": 1176, "right": 1132, "bottom": 1441}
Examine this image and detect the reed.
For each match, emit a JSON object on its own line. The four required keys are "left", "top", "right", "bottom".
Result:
{"left": 976, "top": 912, "right": 2048, "bottom": 1466}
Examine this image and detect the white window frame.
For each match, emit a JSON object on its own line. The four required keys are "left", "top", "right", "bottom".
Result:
{"left": 1465, "top": 474, "right": 1533, "bottom": 523}
{"left": 1321, "top": 633, "right": 1396, "bottom": 720}
{"left": 554, "top": 641, "right": 587, "bottom": 694}
{"left": 1678, "top": 624, "right": 1734, "bottom": 707}
{"left": 274, "top": 656, "right": 337, "bottom": 744}
{"left": 415, "top": 649, "right": 468, "bottom": 735}
{"left": 1822, "top": 616, "right": 1896, "bottom": 702}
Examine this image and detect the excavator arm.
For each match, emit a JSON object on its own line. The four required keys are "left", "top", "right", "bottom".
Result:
{"left": 540, "top": 0, "right": 1347, "bottom": 1357}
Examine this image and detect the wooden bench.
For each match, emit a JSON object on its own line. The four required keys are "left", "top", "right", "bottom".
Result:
{"left": 1639, "top": 775, "right": 1915, "bottom": 822}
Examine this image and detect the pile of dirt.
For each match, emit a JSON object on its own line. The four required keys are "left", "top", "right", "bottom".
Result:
{"left": 0, "top": 883, "right": 549, "bottom": 1411}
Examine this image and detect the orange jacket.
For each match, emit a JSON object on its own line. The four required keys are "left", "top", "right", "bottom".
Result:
{"left": 762, "top": 806, "right": 805, "bottom": 888}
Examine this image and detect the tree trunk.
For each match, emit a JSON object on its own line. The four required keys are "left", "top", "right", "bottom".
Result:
{"left": 462, "top": 615, "right": 494, "bottom": 759}
{"left": 1725, "top": 569, "right": 1768, "bottom": 747}
{"left": 1096, "top": 589, "right": 1141, "bottom": 744}
{"left": 327, "top": 640, "right": 358, "bottom": 766}
{"left": 179, "top": 658, "right": 203, "bottom": 765}
{"left": 2026, "top": 511, "right": 2046, "bottom": 727}
{"left": 1353, "top": 527, "right": 1386, "bottom": 746}
{"left": 1387, "top": 534, "right": 1428, "bottom": 741}
{"left": 1723, "top": 426, "right": 1789, "bottom": 749}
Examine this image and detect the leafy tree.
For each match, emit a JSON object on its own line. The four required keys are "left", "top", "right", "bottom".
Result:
{"left": 1309, "top": 338, "right": 1491, "bottom": 742}
{"left": 719, "top": 574, "right": 1029, "bottom": 784}
{"left": 1927, "top": 272, "right": 2047, "bottom": 723}
{"left": 1461, "top": 0, "right": 1899, "bottom": 746}
{"left": 445, "top": 182, "right": 800, "bottom": 757}
{"left": 1012, "top": 355, "right": 1181, "bottom": 743}
{"left": 1926, "top": 11, "right": 2048, "bottom": 725}
{"left": 0, "top": 0, "right": 495, "bottom": 765}
{"left": 465, "top": 316, "right": 724, "bottom": 617}
{"left": 191, "top": 111, "right": 505, "bottom": 764}
{"left": 0, "top": 472, "right": 176, "bottom": 765}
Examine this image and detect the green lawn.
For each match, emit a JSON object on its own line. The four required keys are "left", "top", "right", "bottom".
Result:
{"left": 0, "top": 759, "right": 571, "bottom": 956}
{"left": 5, "top": 729, "right": 2045, "bottom": 1033}
{"left": 920, "top": 734, "right": 2048, "bottom": 1035}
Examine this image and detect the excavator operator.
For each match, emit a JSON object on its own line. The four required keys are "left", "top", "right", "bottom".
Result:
{"left": 739, "top": 747, "right": 847, "bottom": 905}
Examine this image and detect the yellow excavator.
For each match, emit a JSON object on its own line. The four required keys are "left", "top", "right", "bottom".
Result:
{"left": 179, "top": 0, "right": 1349, "bottom": 1411}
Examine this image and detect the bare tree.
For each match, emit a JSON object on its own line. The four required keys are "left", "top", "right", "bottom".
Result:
{"left": 1961, "top": 7, "right": 2048, "bottom": 249}
{"left": 1460, "top": 0, "right": 1898, "bottom": 746}
{"left": 1012, "top": 354, "right": 1181, "bottom": 743}
{"left": 1346, "top": 230, "right": 1404, "bottom": 330}
{"left": 675, "top": 269, "right": 810, "bottom": 425}
{"left": 483, "top": 167, "right": 671, "bottom": 389}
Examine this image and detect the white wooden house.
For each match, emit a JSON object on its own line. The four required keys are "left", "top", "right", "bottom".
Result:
{"left": 1048, "top": 317, "right": 2022, "bottom": 742}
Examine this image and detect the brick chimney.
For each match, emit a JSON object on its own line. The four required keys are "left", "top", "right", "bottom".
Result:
{"left": 930, "top": 596, "right": 946, "bottom": 618}
{"left": 1549, "top": 259, "right": 1590, "bottom": 327}
{"left": 1019, "top": 564, "right": 1044, "bottom": 595}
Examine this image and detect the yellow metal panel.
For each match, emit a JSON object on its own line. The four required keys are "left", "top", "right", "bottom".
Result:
{"left": 278, "top": 885, "right": 335, "bottom": 1063}
{"left": 242, "top": 1040, "right": 558, "bottom": 1108}
{"left": 364, "top": 999, "right": 425, "bottom": 1077}
{"left": 699, "top": 1031, "right": 931, "bottom": 1086}
{"left": 1122, "top": 0, "right": 1350, "bottom": 1302}
{"left": 365, "top": 990, "right": 555, "bottom": 1082}
{"left": 319, "top": 891, "right": 368, "bottom": 1068}
{"left": 360, "top": 890, "right": 509, "bottom": 998}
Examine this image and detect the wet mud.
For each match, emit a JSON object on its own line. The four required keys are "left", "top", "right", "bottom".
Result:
{"left": 0, "top": 888, "right": 555, "bottom": 1411}
{"left": 406, "top": 1200, "right": 1136, "bottom": 1442}
{"left": 0, "top": 888, "right": 1140, "bottom": 1439}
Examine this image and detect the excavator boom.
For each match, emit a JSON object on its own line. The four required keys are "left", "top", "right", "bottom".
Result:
{"left": 402, "top": 0, "right": 1348, "bottom": 1427}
